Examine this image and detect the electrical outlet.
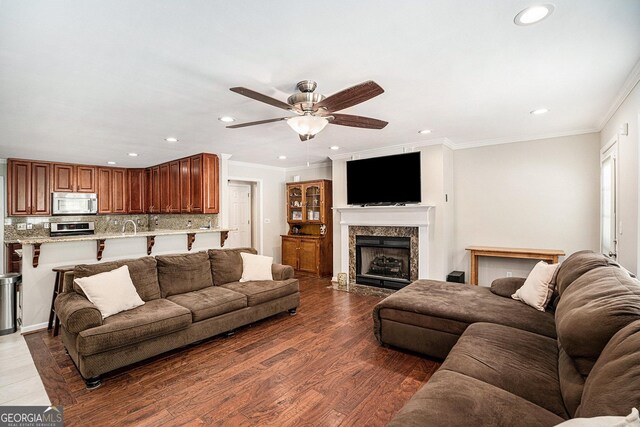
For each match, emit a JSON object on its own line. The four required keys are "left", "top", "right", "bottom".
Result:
{"left": 17, "top": 223, "right": 26, "bottom": 231}
{"left": 264, "top": 218, "right": 271, "bottom": 224}
{"left": 26, "top": 223, "right": 33, "bottom": 230}
{"left": 506, "top": 272, "right": 513, "bottom": 277}
{"left": 43, "top": 222, "right": 50, "bottom": 229}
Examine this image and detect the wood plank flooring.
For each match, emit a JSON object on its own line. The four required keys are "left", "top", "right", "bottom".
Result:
{"left": 25, "top": 275, "right": 440, "bottom": 426}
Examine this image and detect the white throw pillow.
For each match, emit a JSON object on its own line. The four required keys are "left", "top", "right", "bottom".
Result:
{"left": 554, "top": 408, "right": 639, "bottom": 426}
{"left": 240, "top": 252, "right": 273, "bottom": 282}
{"left": 512, "top": 261, "right": 558, "bottom": 311}
{"left": 74, "top": 265, "right": 145, "bottom": 319}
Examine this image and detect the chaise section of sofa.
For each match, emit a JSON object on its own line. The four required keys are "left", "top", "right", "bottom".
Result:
{"left": 383, "top": 250, "right": 640, "bottom": 426}
{"left": 55, "top": 248, "right": 299, "bottom": 388}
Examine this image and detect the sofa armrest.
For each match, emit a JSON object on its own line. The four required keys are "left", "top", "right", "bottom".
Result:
{"left": 272, "top": 263, "right": 295, "bottom": 280}
{"left": 490, "top": 277, "right": 526, "bottom": 298}
{"left": 54, "top": 292, "right": 102, "bottom": 333}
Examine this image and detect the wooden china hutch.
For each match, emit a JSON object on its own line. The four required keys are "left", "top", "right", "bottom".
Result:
{"left": 281, "top": 179, "right": 332, "bottom": 277}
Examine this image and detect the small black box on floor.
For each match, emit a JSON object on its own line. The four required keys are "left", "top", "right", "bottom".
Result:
{"left": 447, "top": 271, "right": 465, "bottom": 283}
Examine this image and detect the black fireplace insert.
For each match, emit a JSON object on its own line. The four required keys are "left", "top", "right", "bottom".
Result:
{"left": 355, "top": 235, "right": 411, "bottom": 290}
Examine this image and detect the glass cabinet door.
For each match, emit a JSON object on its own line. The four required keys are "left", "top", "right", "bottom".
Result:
{"left": 288, "top": 184, "right": 304, "bottom": 222}
{"left": 305, "top": 184, "right": 322, "bottom": 222}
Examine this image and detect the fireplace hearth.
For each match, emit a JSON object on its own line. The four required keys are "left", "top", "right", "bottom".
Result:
{"left": 356, "top": 235, "right": 411, "bottom": 290}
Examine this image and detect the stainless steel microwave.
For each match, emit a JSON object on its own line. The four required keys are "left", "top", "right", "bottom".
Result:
{"left": 52, "top": 192, "right": 98, "bottom": 215}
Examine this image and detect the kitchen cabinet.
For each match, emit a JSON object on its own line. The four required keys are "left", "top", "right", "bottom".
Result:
{"left": 179, "top": 158, "right": 191, "bottom": 212}
{"left": 147, "top": 166, "right": 160, "bottom": 213}
{"left": 7, "top": 159, "right": 51, "bottom": 216}
{"left": 282, "top": 179, "right": 332, "bottom": 276}
{"left": 52, "top": 164, "right": 96, "bottom": 193}
{"left": 127, "top": 169, "right": 145, "bottom": 214}
{"left": 159, "top": 163, "right": 170, "bottom": 213}
{"left": 97, "top": 167, "right": 127, "bottom": 214}
{"left": 168, "top": 160, "right": 181, "bottom": 213}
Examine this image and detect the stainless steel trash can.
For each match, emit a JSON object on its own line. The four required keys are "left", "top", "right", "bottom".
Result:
{"left": 0, "top": 273, "right": 21, "bottom": 335}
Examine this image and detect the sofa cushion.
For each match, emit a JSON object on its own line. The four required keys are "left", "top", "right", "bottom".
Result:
{"left": 77, "top": 299, "right": 191, "bottom": 355}
{"left": 554, "top": 250, "right": 618, "bottom": 297}
{"left": 490, "top": 277, "right": 525, "bottom": 298}
{"left": 386, "top": 370, "right": 564, "bottom": 427}
{"left": 555, "top": 266, "right": 640, "bottom": 376}
{"left": 440, "top": 322, "right": 568, "bottom": 418}
{"left": 512, "top": 261, "right": 557, "bottom": 311}
{"left": 167, "top": 286, "right": 247, "bottom": 322}
{"left": 208, "top": 248, "right": 257, "bottom": 286}
{"left": 156, "top": 252, "right": 213, "bottom": 298}
{"left": 576, "top": 320, "right": 640, "bottom": 418}
{"left": 221, "top": 279, "right": 299, "bottom": 306}
{"left": 74, "top": 256, "right": 160, "bottom": 301}
{"left": 373, "top": 280, "right": 557, "bottom": 344}
{"left": 239, "top": 252, "right": 273, "bottom": 282}
{"left": 558, "top": 345, "right": 585, "bottom": 418}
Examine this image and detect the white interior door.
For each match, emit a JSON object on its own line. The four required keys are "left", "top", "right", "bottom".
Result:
{"left": 600, "top": 139, "right": 618, "bottom": 259}
{"left": 227, "top": 183, "right": 252, "bottom": 248}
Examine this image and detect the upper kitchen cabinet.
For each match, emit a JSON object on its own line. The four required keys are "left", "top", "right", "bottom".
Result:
{"left": 127, "top": 169, "right": 145, "bottom": 214}
{"left": 52, "top": 163, "right": 97, "bottom": 193}
{"left": 97, "top": 167, "right": 127, "bottom": 214}
{"left": 7, "top": 159, "right": 51, "bottom": 216}
{"left": 190, "top": 153, "right": 219, "bottom": 214}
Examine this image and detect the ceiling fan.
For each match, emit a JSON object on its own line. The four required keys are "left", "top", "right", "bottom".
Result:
{"left": 227, "top": 80, "right": 388, "bottom": 141}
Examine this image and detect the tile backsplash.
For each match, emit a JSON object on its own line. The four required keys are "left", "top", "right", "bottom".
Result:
{"left": 4, "top": 214, "right": 219, "bottom": 242}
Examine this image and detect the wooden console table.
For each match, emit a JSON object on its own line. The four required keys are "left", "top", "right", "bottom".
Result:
{"left": 465, "top": 246, "right": 565, "bottom": 285}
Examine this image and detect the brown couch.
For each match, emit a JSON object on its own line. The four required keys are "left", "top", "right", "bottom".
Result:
{"left": 373, "top": 251, "right": 640, "bottom": 426}
{"left": 55, "top": 248, "right": 299, "bottom": 389}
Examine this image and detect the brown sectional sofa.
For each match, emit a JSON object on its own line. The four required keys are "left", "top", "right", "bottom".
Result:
{"left": 373, "top": 251, "right": 640, "bottom": 426}
{"left": 55, "top": 248, "right": 299, "bottom": 389}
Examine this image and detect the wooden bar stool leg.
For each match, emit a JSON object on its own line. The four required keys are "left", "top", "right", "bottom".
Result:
{"left": 48, "top": 272, "right": 60, "bottom": 331}
{"left": 53, "top": 272, "right": 64, "bottom": 337}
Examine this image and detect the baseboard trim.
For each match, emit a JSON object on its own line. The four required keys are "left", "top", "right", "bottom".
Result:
{"left": 20, "top": 322, "right": 48, "bottom": 334}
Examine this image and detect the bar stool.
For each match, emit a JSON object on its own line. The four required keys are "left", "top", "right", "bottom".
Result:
{"left": 48, "top": 265, "right": 75, "bottom": 337}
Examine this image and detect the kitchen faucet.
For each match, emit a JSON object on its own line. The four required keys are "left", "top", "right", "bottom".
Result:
{"left": 122, "top": 219, "right": 137, "bottom": 235}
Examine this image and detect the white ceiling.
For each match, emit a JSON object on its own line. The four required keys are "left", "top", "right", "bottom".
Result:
{"left": 1, "top": 0, "right": 639, "bottom": 168}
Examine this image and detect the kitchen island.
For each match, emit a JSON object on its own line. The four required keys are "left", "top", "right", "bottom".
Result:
{"left": 17, "top": 228, "right": 233, "bottom": 332}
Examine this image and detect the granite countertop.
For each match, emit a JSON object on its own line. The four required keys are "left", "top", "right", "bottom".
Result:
{"left": 13, "top": 228, "right": 233, "bottom": 245}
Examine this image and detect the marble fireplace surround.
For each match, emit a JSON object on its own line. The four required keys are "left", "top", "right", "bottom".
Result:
{"left": 335, "top": 205, "right": 434, "bottom": 285}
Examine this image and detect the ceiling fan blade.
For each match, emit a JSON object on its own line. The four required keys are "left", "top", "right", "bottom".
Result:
{"left": 313, "top": 80, "right": 384, "bottom": 113}
{"left": 230, "top": 87, "right": 298, "bottom": 112}
{"left": 299, "top": 134, "right": 315, "bottom": 141}
{"left": 328, "top": 113, "right": 388, "bottom": 129}
{"left": 226, "top": 117, "right": 290, "bottom": 129}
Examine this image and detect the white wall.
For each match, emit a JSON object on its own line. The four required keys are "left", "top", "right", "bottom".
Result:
{"left": 285, "top": 162, "right": 332, "bottom": 182}
{"left": 600, "top": 82, "right": 640, "bottom": 273}
{"left": 452, "top": 133, "right": 601, "bottom": 285}
{"left": 227, "top": 161, "right": 287, "bottom": 262}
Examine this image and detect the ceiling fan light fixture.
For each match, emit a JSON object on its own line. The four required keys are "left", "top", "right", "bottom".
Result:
{"left": 286, "top": 115, "right": 329, "bottom": 137}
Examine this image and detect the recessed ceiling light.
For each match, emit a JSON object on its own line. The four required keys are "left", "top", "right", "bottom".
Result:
{"left": 165, "top": 137, "right": 178, "bottom": 142}
{"left": 218, "top": 116, "right": 236, "bottom": 123}
{"left": 514, "top": 4, "right": 555, "bottom": 26}
{"left": 128, "top": 152, "right": 138, "bottom": 157}
{"left": 418, "top": 129, "right": 432, "bottom": 134}
{"left": 530, "top": 108, "right": 549, "bottom": 115}
{"left": 107, "top": 161, "right": 116, "bottom": 165}
{"left": 278, "top": 155, "right": 287, "bottom": 160}
{"left": 330, "top": 146, "right": 340, "bottom": 150}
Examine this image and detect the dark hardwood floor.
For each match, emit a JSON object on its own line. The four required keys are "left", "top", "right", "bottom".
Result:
{"left": 25, "top": 275, "right": 440, "bottom": 426}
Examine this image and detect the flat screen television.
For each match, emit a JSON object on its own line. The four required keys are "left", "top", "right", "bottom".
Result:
{"left": 347, "top": 152, "right": 421, "bottom": 205}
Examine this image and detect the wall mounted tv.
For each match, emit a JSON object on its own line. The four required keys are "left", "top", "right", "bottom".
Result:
{"left": 347, "top": 152, "right": 421, "bottom": 205}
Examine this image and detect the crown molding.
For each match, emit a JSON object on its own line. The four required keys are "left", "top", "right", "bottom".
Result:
{"left": 286, "top": 161, "right": 332, "bottom": 172}
{"left": 329, "top": 138, "right": 452, "bottom": 161}
{"left": 228, "top": 160, "right": 285, "bottom": 172}
{"left": 449, "top": 128, "right": 600, "bottom": 150}
{"left": 597, "top": 58, "right": 640, "bottom": 131}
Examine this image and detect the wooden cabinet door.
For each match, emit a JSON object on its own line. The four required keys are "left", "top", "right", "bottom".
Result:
{"left": 202, "top": 154, "right": 219, "bottom": 213}
{"left": 159, "top": 163, "right": 170, "bottom": 212}
{"left": 189, "top": 155, "right": 203, "bottom": 213}
{"left": 76, "top": 166, "right": 97, "bottom": 193}
{"left": 8, "top": 160, "right": 31, "bottom": 216}
{"left": 303, "top": 183, "right": 322, "bottom": 222}
{"left": 179, "top": 158, "right": 191, "bottom": 212}
{"left": 281, "top": 237, "right": 299, "bottom": 269}
{"left": 31, "top": 162, "right": 51, "bottom": 215}
{"left": 127, "top": 169, "right": 145, "bottom": 214}
{"left": 111, "top": 168, "right": 127, "bottom": 213}
{"left": 287, "top": 183, "right": 304, "bottom": 222}
{"left": 97, "top": 168, "right": 112, "bottom": 213}
{"left": 148, "top": 166, "right": 161, "bottom": 213}
{"left": 298, "top": 239, "right": 319, "bottom": 273}
{"left": 52, "top": 163, "right": 75, "bottom": 192}
{"left": 168, "top": 160, "right": 181, "bottom": 213}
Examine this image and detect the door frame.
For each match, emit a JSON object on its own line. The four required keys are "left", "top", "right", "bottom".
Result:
{"left": 227, "top": 181, "right": 254, "bottom": 249}
{"left": 600, "top": 135, "right": 619, "bottom": 258}
{"left": 227, "top": 177, "right": 263, "bottom": 254}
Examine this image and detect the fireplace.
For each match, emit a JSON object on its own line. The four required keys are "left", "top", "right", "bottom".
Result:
{"left": 355, "top": 235, "right": 411, "bottom": 289}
